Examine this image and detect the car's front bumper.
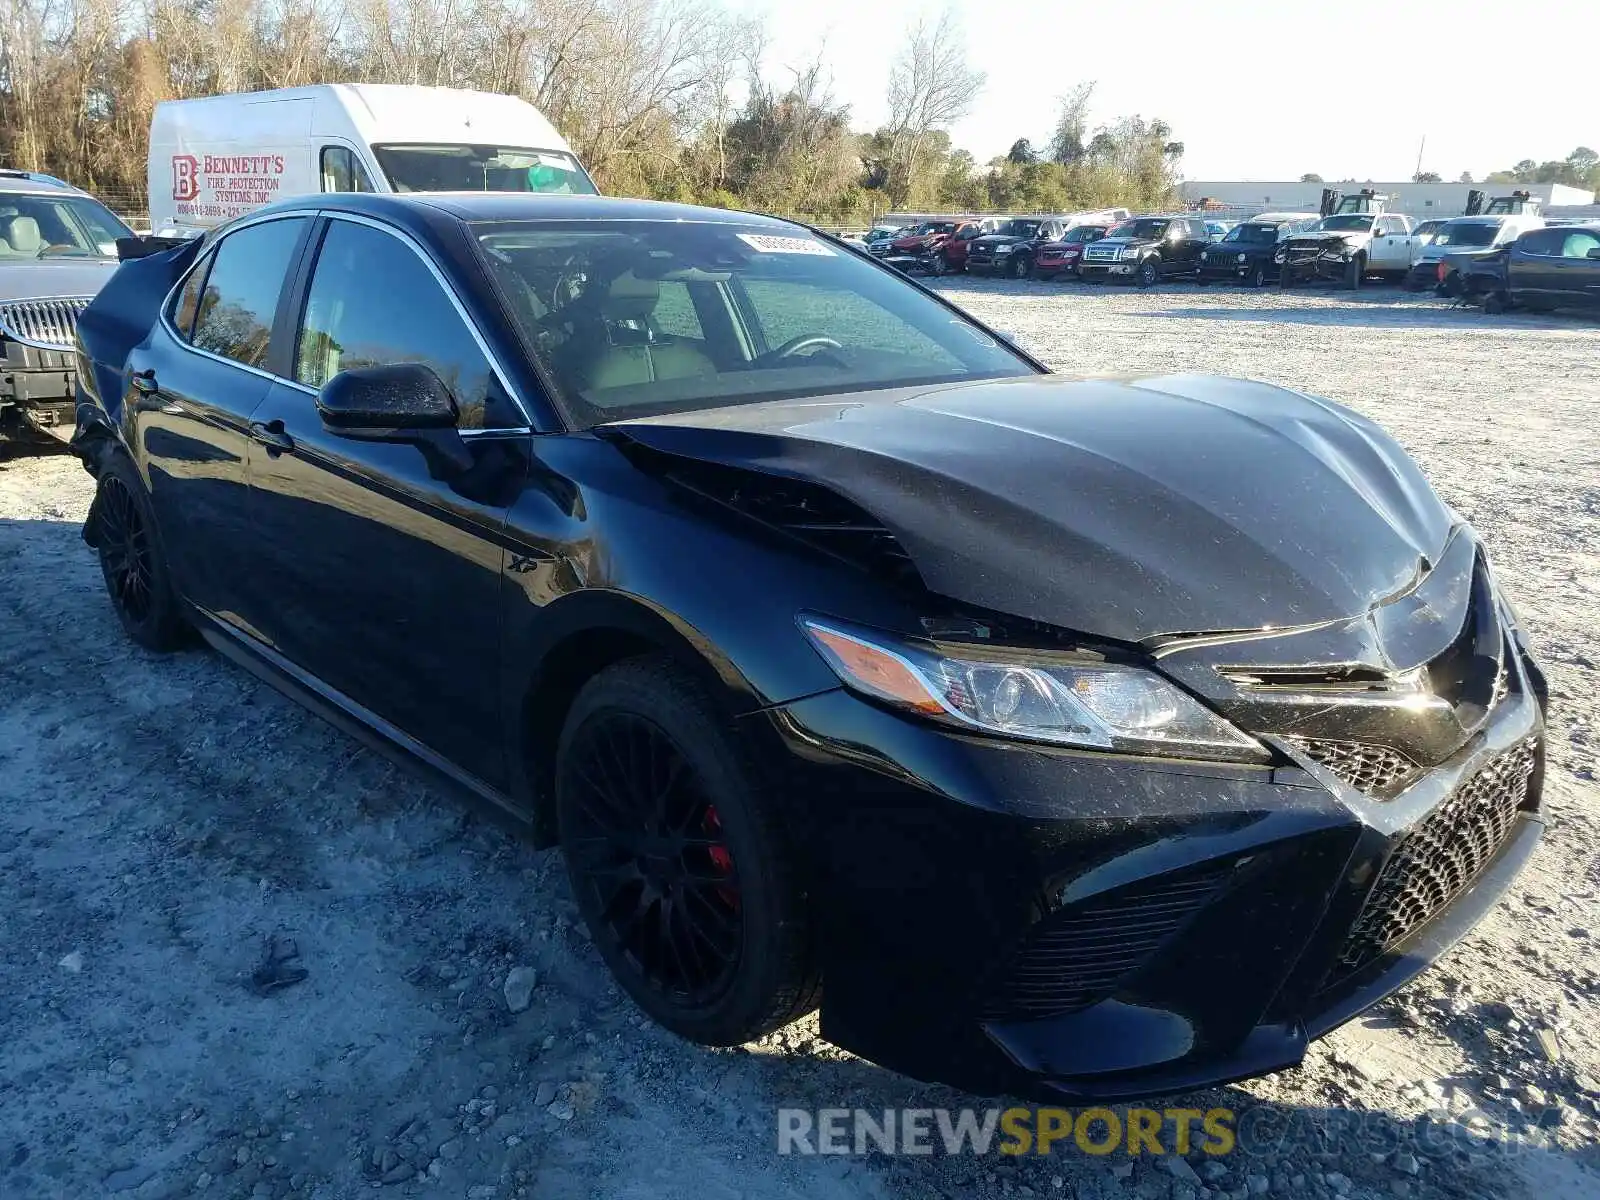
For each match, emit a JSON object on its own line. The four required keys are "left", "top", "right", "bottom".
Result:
{"left": 0, "top": 339, "right": 78, "bottom": 443}
{"left": 754, "top": 642, "right": 1545, "bottom": 1101}
{"left": 1199, "top": 256, "right": 1273, "bottom": 282}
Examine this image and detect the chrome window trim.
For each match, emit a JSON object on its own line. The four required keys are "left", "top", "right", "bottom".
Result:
{"left": 156, "top": 208, "right": 536, "bottom": 432}
{"left": 309, "top": 211, "right": 534, "bottom": 429}
{"left": 157, "top": 212, "right": 310, "bottom": 382}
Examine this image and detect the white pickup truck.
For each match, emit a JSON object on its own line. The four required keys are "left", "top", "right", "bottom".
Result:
{"left": 1276, "top": 210, "right": 1424, "bottom": 288}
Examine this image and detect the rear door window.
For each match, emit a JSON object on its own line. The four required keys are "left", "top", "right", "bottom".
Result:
{"left": 1517, "top": 230, "right": 1564, "bottom": 257}
{"left": 190, "top": 217, "right": 309, "bottom": 369}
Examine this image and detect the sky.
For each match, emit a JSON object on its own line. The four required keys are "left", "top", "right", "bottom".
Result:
{"left": 724, "top": 0, "right": 1599, "bottom": 183}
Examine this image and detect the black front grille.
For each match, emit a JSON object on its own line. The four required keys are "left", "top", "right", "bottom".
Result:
{"left": 1284, "top": 737, "right": 1421, "bottom": 798}
{"left": 1335, "top": 738, "right": 1538, "bottom": 975}
{"left": 980, "top": 863, "right": 1233, "bottom": 1022}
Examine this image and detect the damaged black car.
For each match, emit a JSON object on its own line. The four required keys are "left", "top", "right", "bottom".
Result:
{"left": 71, "top": 193, "right": 1548, "bottom": 1102}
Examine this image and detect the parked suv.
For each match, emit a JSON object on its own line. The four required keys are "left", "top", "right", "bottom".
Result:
{"left": 965, "top": 218, "right": 1070, "bottom": 277}
{"left": 1078, "top": 215, "right": 1211, "bottom": 286}
{"left": 0, "top": 174, "right": 131, "bottom": 450}
{"left": 1197, "top": 214, "right": 1319, "bottom": 287}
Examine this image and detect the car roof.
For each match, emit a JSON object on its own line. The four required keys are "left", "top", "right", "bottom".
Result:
{"left": 0, "top": 175, "right": 90, "bottom": 197}
{"left": 255, "top": 191, "right": 801, "bottom": 230}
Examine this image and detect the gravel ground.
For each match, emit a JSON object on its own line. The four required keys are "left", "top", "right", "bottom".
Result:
{"left": 2, "top": 281, "right": 1598, "bottom": 1200}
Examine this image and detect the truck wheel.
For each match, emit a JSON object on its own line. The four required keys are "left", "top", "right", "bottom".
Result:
{"left": 1247, "top": 262, "right": 1267, "bottom": 288}
{"left": 1484, "top": 290, "right": 1510, "bottom": 315}
{"left": 1344, "top": 254, "right": 1365, "bottom": 290}
{"left": 1135, "top": 257, "right": 1160, "bottom": 288}
{"left": 1011, "top": 254, "right": 1030, "bottom": 279}
{"left": 931, "top": 252, "right": 949, "bottom": 276}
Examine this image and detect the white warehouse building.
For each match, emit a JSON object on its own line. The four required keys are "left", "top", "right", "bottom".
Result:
{"left": 1179, "top": 180, "right": 1596, "bottom": 217}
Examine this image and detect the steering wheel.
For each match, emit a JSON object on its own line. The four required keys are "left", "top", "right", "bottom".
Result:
{"left": 769, "top": 333, "right": 844, "bottom": 359}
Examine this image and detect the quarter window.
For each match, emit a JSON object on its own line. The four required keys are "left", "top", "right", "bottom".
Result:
{"left": 170, "top": 257, "right": 210, "bottom": 340}
{"left": 294, "top": 219, "right": 514, "bottom": 429}
{"left": 190, "top": 217, "right": 308, "bottom": 369}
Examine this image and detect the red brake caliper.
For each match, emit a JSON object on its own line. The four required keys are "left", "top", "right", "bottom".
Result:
{"left": 702, "top": 805, "right": 739, "bottom": 909}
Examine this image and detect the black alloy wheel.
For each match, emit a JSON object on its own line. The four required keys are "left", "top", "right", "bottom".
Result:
{"left": 94, "top": 456, "right": 189, "bottom": 651}
{"left": 556, "top": 658, "right": 819, "bottom": 1045}
{"left": 1136, "top": 257, "right": 1160, "bottom": 288}
{"left": 98, "top": 475, "right": 153, "bottom": 625}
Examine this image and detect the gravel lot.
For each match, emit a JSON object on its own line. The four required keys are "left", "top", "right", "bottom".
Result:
{"left": 2, "top": 281, "right": 1598, "bottom": 1200}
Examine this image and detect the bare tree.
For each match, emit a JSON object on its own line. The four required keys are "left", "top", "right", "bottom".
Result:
{"left": 1047, "top": 81, "right": 1094, "bottom": 164}
{"left": 883, "top": 8, "right": 982, "bottom": 206}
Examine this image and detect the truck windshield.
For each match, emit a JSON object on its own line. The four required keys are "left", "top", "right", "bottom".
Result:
{"left": 371, "top": 145, "right": 597, "bottom": 195}
{"left": 1222, "top": 223, "right": 1279, "bottom": 245}
{"left": 1316, "top": 214, "right": 1376, "bottom": 232}
{"left": 0, "top": 193, "right": 131, "bottom": 259}
{"left": 1110, "top": 219, "right": 1168, "bottom": 240}
{"left": 995, "top": 220, "right": 1041, "bottom": 237}
{"left": 1064, "top": 225, "right": 1107, "bottom": 243}
{"left": 1432, "top": 222, "right": 1499, "bottom": 248}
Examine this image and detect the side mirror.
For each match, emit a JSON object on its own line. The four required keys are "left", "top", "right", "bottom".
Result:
{"left": 316, "top": 363, "right": 458, "bottom": 432}
{"left": 1588, "top": 247, "right": 1600, "bottom": 260}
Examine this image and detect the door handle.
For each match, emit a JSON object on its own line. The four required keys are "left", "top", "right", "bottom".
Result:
{"left": 249, "top": 419, "right": 295, "bottom": 454}
{"left": 131, "top": 369, "right": 158, "bottom": 395}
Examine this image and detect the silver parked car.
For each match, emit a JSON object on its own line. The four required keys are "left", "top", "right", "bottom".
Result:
{"left": 0, "top": 172, "right": 132, "bottom": 450}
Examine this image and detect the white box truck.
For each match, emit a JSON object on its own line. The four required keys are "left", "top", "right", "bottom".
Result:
{"left": 147, "top": 84, "right": 596, "bottom": 235}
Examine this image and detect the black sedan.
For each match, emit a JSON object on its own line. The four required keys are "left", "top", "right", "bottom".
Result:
{"left": 72, "top": 193, "right": 1547, "bottom": 1102}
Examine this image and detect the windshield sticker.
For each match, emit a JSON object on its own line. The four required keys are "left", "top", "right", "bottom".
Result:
{"left": 736, "top": 233, "right": 835, "bottom": 256}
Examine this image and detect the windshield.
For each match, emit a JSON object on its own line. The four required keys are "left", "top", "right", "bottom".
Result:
{"left": 476, "top": 220, "right": 1034, "bottom": 428}
{"left": 1432, "top": 221, "right": 1499, "bottom": 248}
{"left": 1222, "top": 223, "right": 1279, "bottom": 245}
{"left": 371, "top": 144, "right": 596, "bottom": 195}
{"left": 1110, "top": 219, "right": 1168, "bottom": 240}
{"left": 0, "top": 192, "right": 131, "bottom": 259}
{"left": 1063, "top": 225, "right": 1107, "bottom": 244}
{"left": 1315, "top": 214, "right": 1375, "bottom": 232}
{"left": 995, "top": 220, "right": 1042, "bottom": 238}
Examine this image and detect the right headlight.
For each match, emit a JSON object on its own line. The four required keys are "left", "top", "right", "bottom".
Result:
{"left": 800, "top": 616, "right": 1269, "bottom": 764}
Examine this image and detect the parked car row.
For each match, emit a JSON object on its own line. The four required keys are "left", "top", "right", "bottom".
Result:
{"left": 843, "top": 191, "right": 1600, "bottom": 313}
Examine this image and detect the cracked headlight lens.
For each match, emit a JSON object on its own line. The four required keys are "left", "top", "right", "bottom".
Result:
{"left": 800, "top": 616, "right": 1269, "bottom": 763}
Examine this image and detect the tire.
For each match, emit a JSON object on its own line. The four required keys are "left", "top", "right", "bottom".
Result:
{"left": 1484, "top": 290, "right": 1510, "bottom": 315}
{"left": 1247, "top": 262, "right": 1267, "bottom": 288}
{"left": 1011, "top": 253, "right": 1030, "bottom": 279}
{"left": 1344, "top": 253, "right": 1365, "bottom": 290}
{"left": 931, "top": 252, "right": 949, "bottom": 277}
{"left": 556, "top": 656, "right": 820, "bottom": 1046}
{"left": 1195, "top": 274, "right": 1210, "bottom": 287}
{"left": 1135, "top": 257, "right": 1160, "bottom": 288}
{"left": 92, "top": 453, "right": 190, "bottom": 652}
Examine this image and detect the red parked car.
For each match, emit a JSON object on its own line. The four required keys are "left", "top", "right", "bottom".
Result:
{"left": 889, "top": 219, "right": 968, "bottom": 259}
{"left": 1032, "top": 224, "right": 1112, "bottom": 280}
{"left": 932, "top": 221, "right": 994, "bottom": 273}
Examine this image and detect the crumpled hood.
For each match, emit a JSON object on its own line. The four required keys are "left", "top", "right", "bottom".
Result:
{"left": 1287, "top": 230, "right": 1365, "bottom": 247}
{"left": 604, "top": 374, "right": 1454, "bottom": 643}
{"left": 0, "top": 258, "right": 120, "bottom": 303}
